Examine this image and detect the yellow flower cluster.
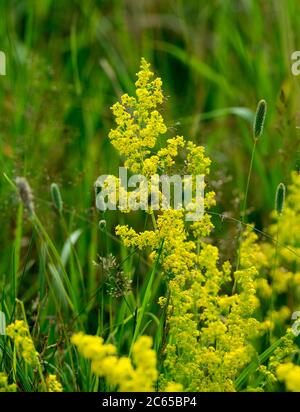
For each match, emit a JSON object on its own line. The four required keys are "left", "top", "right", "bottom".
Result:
{"left": 277, "top": 362, "right": 300, "bottom": 392}
{"left": 142, "top": 135, "right": 185, "bottom": 177}
{"left": 250, "top": 172, "right": 300, "bottom": 301}
{"left": 109, "top": 58, "right": 167, "bottom": 174}
{"left": 107, "top": 58, "right": 300, "bottom": 392}
{"left": 164, "top": 382, "right": 184, "bottom": 392}
{"left": 0, "top": 372, "right": 17, "bottom": 392}
{"left": 109, "top": 59, "right": 266, "bottom": 391}
{"left": 72, "top": 332, "right": 182, "bottom": 392}
{"left": 160, "top": 232, "right": 266, "bottom": 391}
{"left": 46, "top": 374, "right": 63, "bottom": 392}
{"left": 241, "top": 174, "right": 300, "bottom": 346}
{"left": 71, "top": 333, "right": 157, "bottom": 391}
{"left": 6, "top": 320, "right": 38, "bottom": 366}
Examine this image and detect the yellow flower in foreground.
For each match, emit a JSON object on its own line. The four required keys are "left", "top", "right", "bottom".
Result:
{"left": 277, "top": 363, "right": 300, "bottom": 392}
{"left": 46, "top": 374, "right": 63, "bottom": 392}
{"left": 72, "top": 332, "right": 178, "bottom": 392}
{"left": 6, "top": 320, "right": 38, "bottom": 366}
{"left": 71, "top": 333, "right": 157, "bottom": 391}
{"left": 0, "top": 372, "right": 17, "bottom": 392}
{"left": 164, "top": 382, "right": 183, "bottom": 392}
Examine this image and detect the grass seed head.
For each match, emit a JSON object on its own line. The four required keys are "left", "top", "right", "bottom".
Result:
{"left": 253, "top": 99, "right": 267, "bottom": 140}
{"left": 50, "top": 183, "right": 63, "bottom": 213}
{"left": 99, "top": 219, "right": 106, "bottom": 230}
{"left": 15, "top": 177, "right": 34, "bottom": 215}
{"left": 98, "top": 253, "right": 132, "bottom": 298}
{"left": 275, "top": 182, "right": 286, "bottom": 215}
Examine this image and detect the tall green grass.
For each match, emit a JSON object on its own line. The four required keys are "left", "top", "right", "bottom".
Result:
{"left": 1, "top": 0, "right": 300, "bottom": 391}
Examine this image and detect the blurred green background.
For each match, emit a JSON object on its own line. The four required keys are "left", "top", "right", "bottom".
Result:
{"left": 1, "top": 0, "right": 300, "bottom": 296}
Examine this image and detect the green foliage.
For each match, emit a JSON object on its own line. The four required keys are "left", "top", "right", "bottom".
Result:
{"left": 1, "top": 0, "right": 300, "bottom": 392}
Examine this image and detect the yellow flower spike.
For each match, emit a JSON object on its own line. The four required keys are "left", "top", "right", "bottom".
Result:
{"left": 71, "top": 332, "right": 177, "bottom": 392}
{"left": 46, "top": 374, "right": 63, "bottom": 392}
{"left": 0, "top": 372, "right": 17, "bottom": 392}
{"left": 133, "top": 336, "right": 158, "bottom": 385}
{"left": 6, "top": 320, "right": 38, "bottom": 366}
{"left": 164, "top": 382, "right": 183, "bottom": 392}
{"left": 277, "top": 363, "right": 300, "bottom": 392}
{"left": 109, "top": 58, "right": 167, "bottom": 175}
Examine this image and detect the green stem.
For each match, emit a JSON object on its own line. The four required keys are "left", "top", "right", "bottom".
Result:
{"left": 270, "top": 221, "right": 280, "bottom": 342}
{"left": 233, "top": 139, "right": 257, "bottom": 293}
{"left": 150, "top": 211, "right": 157, "bottom": 231}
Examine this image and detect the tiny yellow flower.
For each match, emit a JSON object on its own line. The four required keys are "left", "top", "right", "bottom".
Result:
{"left": 0, "top": 372, "right": 17, "bottom": 392}
{"left": 46, "top": 374, "right": 63, "bottom": 392}
{"left": 277, "top": 363, "right": 300, "bottom": 392}
{"left": 6, "top": 320, "right": 38, "bottom": 366}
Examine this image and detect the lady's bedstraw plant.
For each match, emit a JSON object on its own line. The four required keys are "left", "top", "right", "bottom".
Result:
{"left": 95, "top": 58, "right": 207, "bottom": 221}
{"left": 97, "top": 59, "right": 300, "bottom": 391}
{"left": 6, "top": 320, "right": 63, "bottom": 392}
{"left": 89, "top": 58, "right": 284, "bottom": 391}
{"left": 73, "top": 59, "right": 294, "bottom": 391}
{"left": 6, "top": 320, "right": 39, "bottom": 366}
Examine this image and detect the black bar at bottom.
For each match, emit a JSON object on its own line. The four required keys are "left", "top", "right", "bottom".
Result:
{"left": 0, "top": 392, "right": 294, "bottom": 409}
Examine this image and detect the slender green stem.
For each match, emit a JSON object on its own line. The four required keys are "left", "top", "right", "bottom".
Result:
{"left": 241, "top": 139, "right": 257, "bottom": 226}
{"left": 270, "top": 221, "right": 280, "bottom": 342}
{"left": 233, "top": 139, "right": 257, "bottom": 293}
{"left": 150, "top": 211, "right": 157, "bottom": 231}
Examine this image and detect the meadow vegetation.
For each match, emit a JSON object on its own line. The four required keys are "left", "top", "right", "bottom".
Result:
{"left": 1, "top": 0, "right": 300, "bottom": 392}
